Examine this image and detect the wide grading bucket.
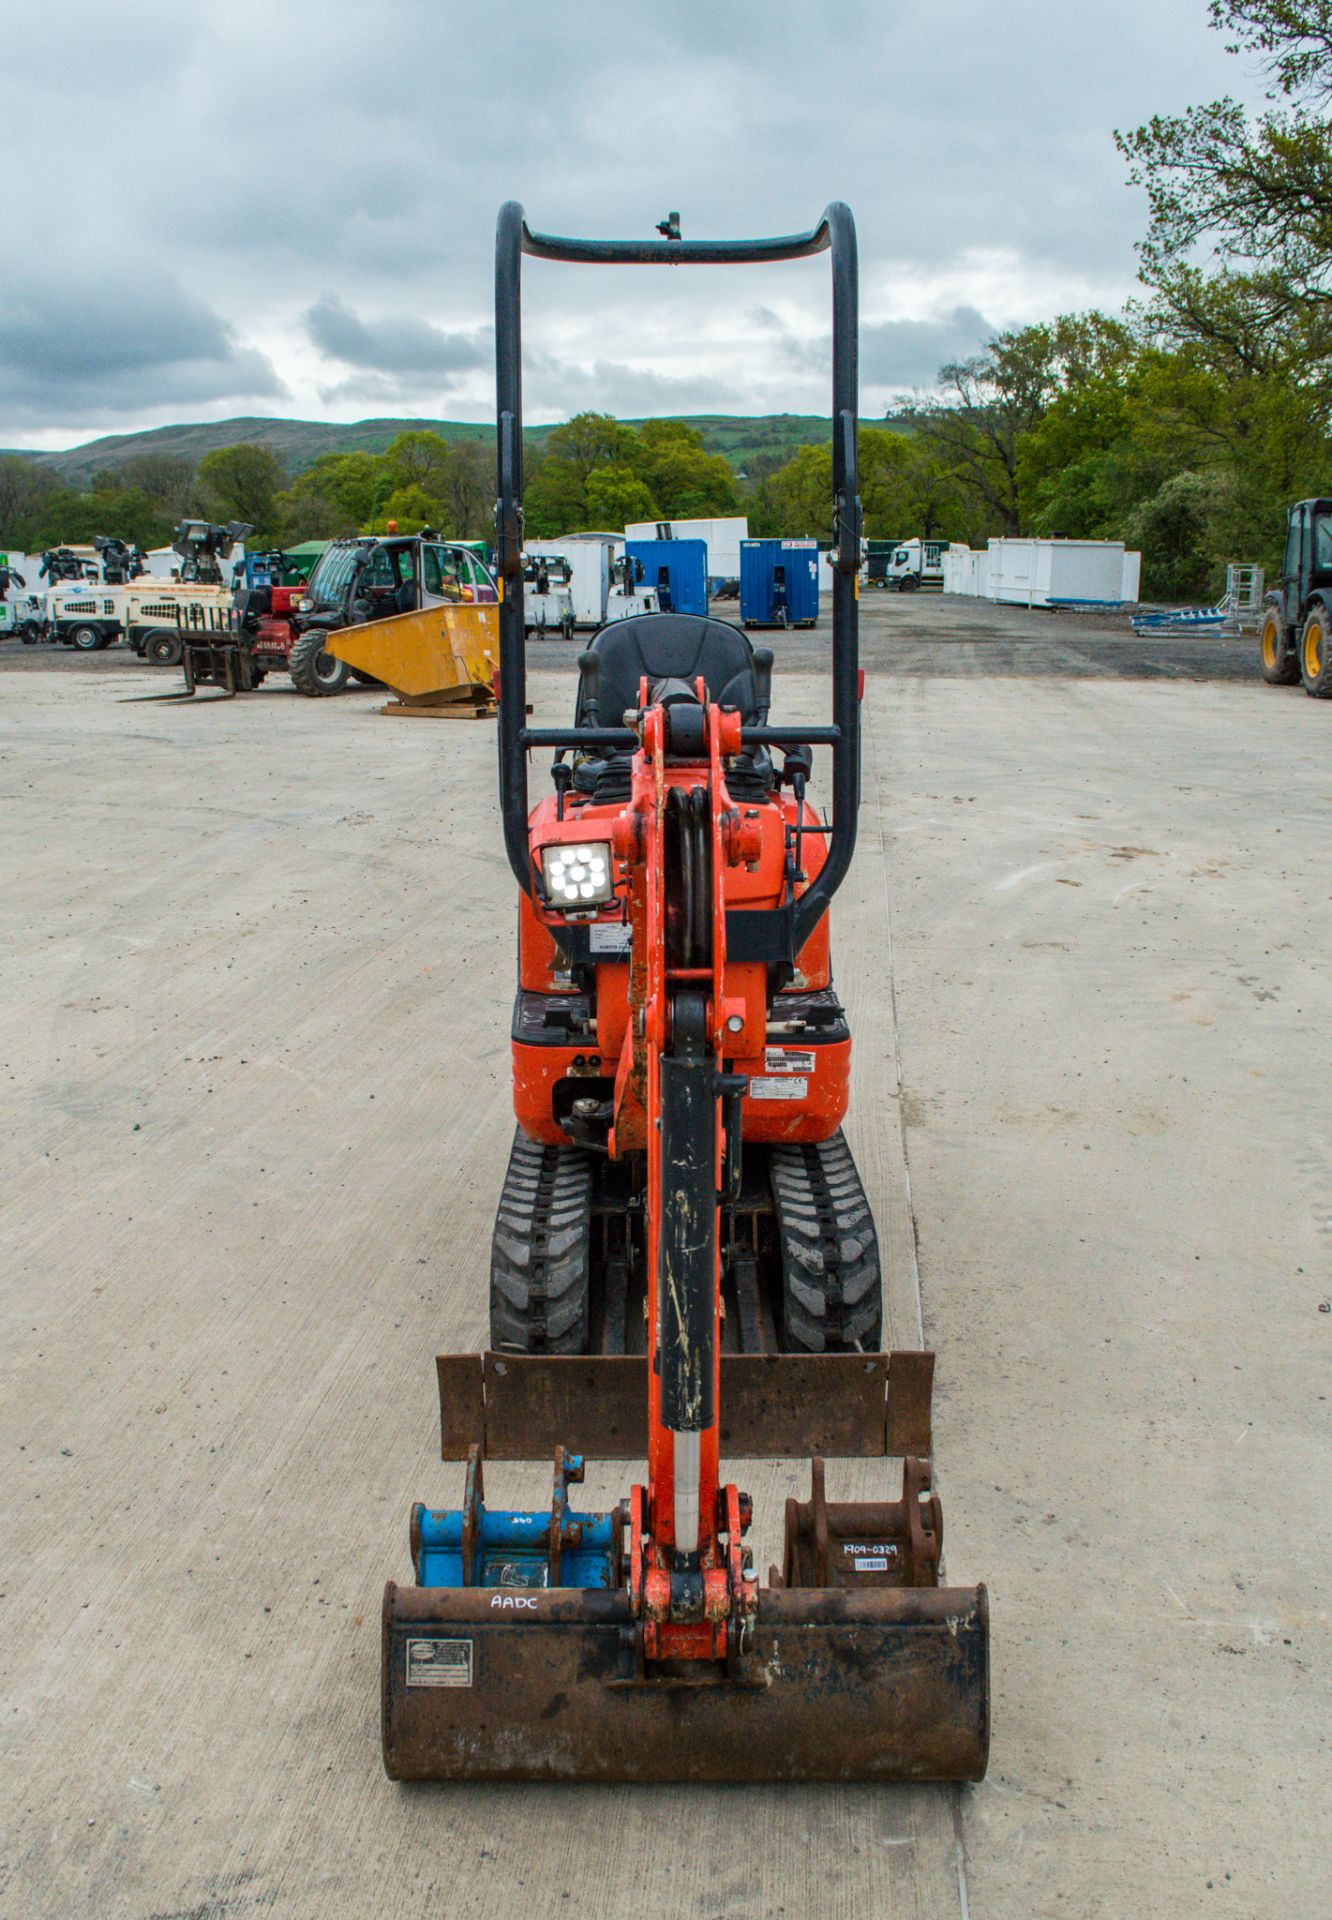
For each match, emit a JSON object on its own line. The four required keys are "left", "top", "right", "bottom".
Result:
{"left": 382, "top": 1358, "right": 989, "bottom": 1786}
{"left": 383, "top": 1580, "right": 989, "bottom": 1783}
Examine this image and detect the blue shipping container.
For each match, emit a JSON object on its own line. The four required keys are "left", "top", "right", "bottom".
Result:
{"left": 739, "top": 538, "right": 820, "bottom": 627}
{"left": 624, "top": 539, "right": 708, "bottom": 618}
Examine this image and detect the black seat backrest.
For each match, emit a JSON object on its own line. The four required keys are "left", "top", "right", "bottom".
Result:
{"left": 576, "top": 612, "right": 758, "bottom": 728}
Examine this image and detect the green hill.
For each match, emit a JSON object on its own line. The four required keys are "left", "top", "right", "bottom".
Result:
{"left": 10, "top": 412, "right": 900, "bottom": 486}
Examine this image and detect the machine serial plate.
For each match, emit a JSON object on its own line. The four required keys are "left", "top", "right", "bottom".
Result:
{"left": 406, "top": 1637, "right": 474, "bottom": 1688}
{"left": 749, "top": 1075, "right": 809, "bottom": 1099}
{"left": 764, "top": 1047, "right": 816, "bottom": 1074}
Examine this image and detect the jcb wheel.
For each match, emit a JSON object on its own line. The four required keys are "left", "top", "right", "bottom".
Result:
{"left": 1259, "top": 604, "right": 1299, "bottom": 685}
{"left": 144, "top": 629, "right": 183, "bottom": 667}
{"left": 1299, "top": 604, "right": 1332, "bottom": 697}
{"left": 288, "top": 628, "right": 350, "bottom": 695}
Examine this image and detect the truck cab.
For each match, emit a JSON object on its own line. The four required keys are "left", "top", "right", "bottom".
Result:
{"left": 882, "top": 538, "right": 946, "bottom": 593}
{"left": 1260, "top": 497, "right": 1332, "bottom": 697}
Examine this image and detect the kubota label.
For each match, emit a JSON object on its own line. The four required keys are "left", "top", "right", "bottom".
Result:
{"left": 589, "top": 923, "right": 631, "bottom": 955}
{"left": 406, "top": 1637, "right": 473, "bottom": 1688}
{"left": 749, "top": 1075, "right": 808, "bottom": 1100}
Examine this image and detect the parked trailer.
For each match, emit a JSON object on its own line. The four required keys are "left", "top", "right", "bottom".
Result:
{"left": 739, "top": 537, "right": 820, "bottom": 627}
{"left": 624, "top": 537, "right": 708, "bottom": 616}
{"left": 539, "top": 538, "right": 660, "bottom": 628}
{"left": 522, "top": 552, "right": 575, "bottom": 639}
{"left": 544, "top": 539, "right": 617, "bottom": 629}
{"left": 0, "top": 553, "right": 40, "bottom": 641}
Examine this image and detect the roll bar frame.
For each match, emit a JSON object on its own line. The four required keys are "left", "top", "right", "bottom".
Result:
{"left": 494, "top": 202, "right": 861, "bottom": 959}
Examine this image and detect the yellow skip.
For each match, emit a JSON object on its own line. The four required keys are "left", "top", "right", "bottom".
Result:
{"left": 330, "top": 602, "right": 498, "bottom": 711}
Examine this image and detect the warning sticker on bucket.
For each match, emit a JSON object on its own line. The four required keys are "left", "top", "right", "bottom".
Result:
{"left": 748, "top": 1075, "right": 809, "bottom": 1100}
{"left": 764, "top": 1047, "right": 816, "bottom": 1075}
{"left": 406, "top": 1637, "right": 473, "bottom": 1688}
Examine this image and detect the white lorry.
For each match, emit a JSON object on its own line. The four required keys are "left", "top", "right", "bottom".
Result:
{"left": 881, "top": 537, "right": 947, "bottom": 592}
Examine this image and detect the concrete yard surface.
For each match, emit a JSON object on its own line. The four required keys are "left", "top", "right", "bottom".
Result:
{"left": 1, "top": 604, "right": 1328, "bottom": 1919}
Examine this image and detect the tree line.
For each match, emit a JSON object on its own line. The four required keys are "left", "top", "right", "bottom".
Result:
{"left": 3, "top": 5, "right": 1327, "bottom": 598}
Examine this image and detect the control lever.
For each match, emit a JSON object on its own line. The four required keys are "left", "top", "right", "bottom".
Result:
{"left": 752, "top": 647, "right": 774, "bottom": 727}
{"left": 577, "top": 649, "right": 601, "bottom": 727}
{"left": 551, "top": 757, "right": 572, "bottom": 820}
{"left": 717, "top": 1073, "right": 747, "bottom": 1204}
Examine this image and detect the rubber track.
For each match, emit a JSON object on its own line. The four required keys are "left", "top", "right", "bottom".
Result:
{"left": 489, "top": 1129, "right": 592, "bottom": 1353}
{"left": 769, "top": 1130, "right": 882, "bottom": 1352}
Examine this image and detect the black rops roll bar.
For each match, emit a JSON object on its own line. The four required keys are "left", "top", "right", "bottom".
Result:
{"left": 494, "top": 202, "right": 862, "bottom": 960}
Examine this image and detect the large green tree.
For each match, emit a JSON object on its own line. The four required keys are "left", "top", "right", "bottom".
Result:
{"left": 905, "top": 316, "right": 1134, "bottom": 537}
{"left": 198, "top": 443, "right": 287, "bottom": 538}
{"left": 277, "top": 452, "right": 385, "bottom": 540}
{"left": 1118, "top": 2, "right": 1332, "bottom": 311}
{"left": 0, "top": 456, "right": 62, "bottom": 550}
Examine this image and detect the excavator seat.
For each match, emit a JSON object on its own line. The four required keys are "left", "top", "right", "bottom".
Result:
{"left": 573, "top": 613, "right": 769, "bottom": 798}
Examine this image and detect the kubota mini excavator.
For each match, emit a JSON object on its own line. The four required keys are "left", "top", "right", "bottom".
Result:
{"left": 380, "top": 203, "right": 990, "bottom": 1783}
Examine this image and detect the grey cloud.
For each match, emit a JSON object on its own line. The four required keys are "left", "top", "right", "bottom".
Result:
{"left": 0, "top": 274, "right": 283, "bottom": 427}
{"left": 524, "top": 354, "right": 737, "bottom": 420}
{"left": 0, "top": 0, "right": 1276, "bottom": 442}
{"left": 770, "top": 306, "right": 993, "bottom": 393}
{"left": 860, "top": 307, "right": 995, "bottom": 389}
{"left": 304, "top": 296, "right": 490, "bottom": 376}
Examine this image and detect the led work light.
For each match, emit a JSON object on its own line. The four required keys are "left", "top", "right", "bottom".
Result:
{"left": 539, "top": 842, "right": 614, "bottom": 907}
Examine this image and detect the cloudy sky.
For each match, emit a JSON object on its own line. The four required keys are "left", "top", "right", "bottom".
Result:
{"left": 3, "top": 0, "right": 1268, "bottom": 449}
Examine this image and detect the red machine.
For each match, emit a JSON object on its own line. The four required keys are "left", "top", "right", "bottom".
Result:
{"left": 379, "top": 203, "right": 990, "bottom": 1784}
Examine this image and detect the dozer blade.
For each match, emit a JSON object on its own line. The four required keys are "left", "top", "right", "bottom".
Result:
{"left": 435, "top": 1350, "right": 937, "bottom": 1460}
{"left": 382, "top": 1580, "right": 989, "bottom": 1783}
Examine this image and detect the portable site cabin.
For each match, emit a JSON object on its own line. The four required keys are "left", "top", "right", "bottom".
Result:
{"left": 623, "top": 517, "right": 748, "bottom": 591}
{"left": 739, "top": 538, "right": 820, "bottom": 627}
{"left": 624, "top": 538, "right": 708, "bottom": 617}
{"left": 985, "top": 538, "right": 1139, "bottom": 608}
{"left": 941, "top": 547, "right": 989, "bottom": 597}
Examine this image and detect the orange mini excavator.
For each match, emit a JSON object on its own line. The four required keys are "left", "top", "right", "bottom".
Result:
{"left": 380, "top": 203, "right": 990, "bottom": 1784}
